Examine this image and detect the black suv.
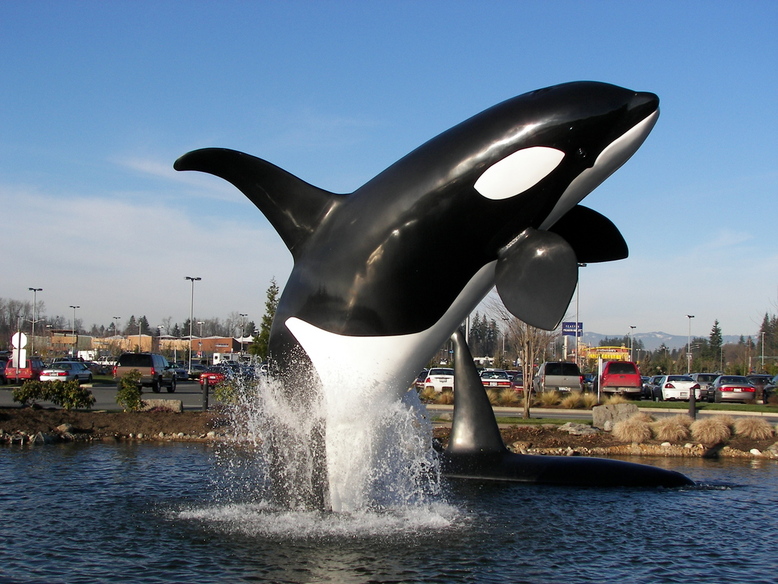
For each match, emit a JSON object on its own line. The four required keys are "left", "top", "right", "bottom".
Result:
{"left": 113, "top": 352, "right": 177, "bottom": 393}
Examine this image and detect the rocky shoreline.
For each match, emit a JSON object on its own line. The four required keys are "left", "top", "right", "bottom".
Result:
{"left": 3, "top": 406, "right": 778, "bottom": 460}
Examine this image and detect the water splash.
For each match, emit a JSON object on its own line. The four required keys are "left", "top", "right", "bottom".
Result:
{"left": 213, "top": 369, "right": 447, "bottom": 520}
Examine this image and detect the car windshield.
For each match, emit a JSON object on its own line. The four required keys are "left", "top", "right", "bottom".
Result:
{"left": 720, "top": 376, "right": 749, "bottom": 384}
{"left": 429, "top": 368, "right": 453, "bottom": 376}
{"left": 608, "top": 362, "right": 637, "bottom": 374}
{"left": 545, "top": 363, "right": 580, "bottom": 375}
{"left": 481, "top": 371, "right": 508, "bottom": 379}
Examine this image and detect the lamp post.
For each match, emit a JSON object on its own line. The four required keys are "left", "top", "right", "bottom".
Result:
{"left": 185, "top": 276, "right": 201, "bottom": 374}
{"left": 69, "top": 305, "right": 80, "bottom": 357}
{"left": 575, "top": 263, "right": 586, "bottom": 369}
{"left": 113, "top": 316, "right": 121, "bottom": 337}
{"left": 239, "top": 313, "right": 248, "bottom": 354}
{"left": 28, "top": 287, "right": 42, "bottom": 356}
{"left": 686, "top": 315, "right": 695, "bottom": 374}
{"left": 629, "top": 325, "right": 636, "bottom": 362}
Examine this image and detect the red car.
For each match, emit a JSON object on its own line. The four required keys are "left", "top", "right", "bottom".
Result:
{"left": 598, "top": 361, "right": 642, "bottom": 398}
{"left": 4, "top": 355, "right": 45, "bottom": 383}
{"left": 199, "top": 366, "right": 230, "bottom": 387}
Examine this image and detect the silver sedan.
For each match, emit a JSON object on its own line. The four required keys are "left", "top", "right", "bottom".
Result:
{"left": 40, "top": 361, "right": 93, "bottom": 383}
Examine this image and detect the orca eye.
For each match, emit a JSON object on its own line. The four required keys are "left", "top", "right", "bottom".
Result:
{"left": 474, "top": 147, "right": 565, "bottom": 200}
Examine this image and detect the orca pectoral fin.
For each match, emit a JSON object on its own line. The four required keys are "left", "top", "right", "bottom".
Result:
{"left": 549, "top": 205, "right": 628, "bottom": 263}
{"left": 175, "top": 148, "right": 344, "bottom": 257}
{"left": 495, "top": 229, "right": 577, "bottom": 330}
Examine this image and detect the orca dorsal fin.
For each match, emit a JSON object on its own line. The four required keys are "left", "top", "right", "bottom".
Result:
{"left": 174, "top": 148, "right": 344, "bottom": 258}
{"left": 495, "top": 228, "right": 578, "bottom": 330}
{"left": 549, "top": 204, "right": 628, "bottom": 263}
{"left": 447, "top": 329, "right": 508, "bottom": 455}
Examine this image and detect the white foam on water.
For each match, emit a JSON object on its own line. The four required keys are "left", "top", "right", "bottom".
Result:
{"left": 176, "top": 500, "right": 462, "bottom": 539}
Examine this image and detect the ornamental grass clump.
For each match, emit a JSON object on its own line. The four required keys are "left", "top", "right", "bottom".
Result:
{"left": 603, "top": 394, "right": 628, "bottom": 405}
{"left": 580, "top": 392, "right": 600, "bottom": 409}
{"left": 612, "top": 413, "right": 652, "bottom": 443}
{"left": 651, "top": 414, "right": 692, "bottom": 442}
{"left": 538, "top": 390, "right": 561, "bottom": 407}
{"left": 437, "top": 389, "right": 454, "bottom": 405}
{"left": 418, "top": 386, "right": 438, "bottom": 402}
{"left": 560, "top": 391, "right": 588, "bottom": 409}
{"left": 733, "top": 417, "right": 774, "bottom": 440}
{"left": 690, "top": 416, "right": 732, "bottom": 444}
{"left": 497, "top": 388, "right": 521, "bottom": 407}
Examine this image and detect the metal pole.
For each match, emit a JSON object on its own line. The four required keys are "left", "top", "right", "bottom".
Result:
{"left": 202, "top": 377, "right": 209, "bottom": 411}
{"left": 29, "top": 288, "right": 42, "bottom": 355}
{"left": 185, "top": 276, "right": 201, "bottom": 375}
{"left": 686, "top": 315, "right": 694, "bottom": 374}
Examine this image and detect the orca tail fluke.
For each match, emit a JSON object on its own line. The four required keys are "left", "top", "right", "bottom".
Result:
{"left": 175, "top": 147, "right": 344, "bottom": 257}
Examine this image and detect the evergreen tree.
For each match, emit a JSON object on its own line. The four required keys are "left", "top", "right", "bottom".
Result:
{"left": 249, "top": 278, "right": 279, "bottom": 361}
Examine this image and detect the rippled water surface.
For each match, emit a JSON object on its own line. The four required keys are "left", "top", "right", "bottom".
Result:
{"left": 1, "top": 443, "right": 776, "bottom": 583}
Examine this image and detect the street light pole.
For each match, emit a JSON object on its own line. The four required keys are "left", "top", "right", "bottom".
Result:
{"left": 686, "top": 315, "right": 695, "bottom": 374}
{"left": 185, "top": 276, "right": 201, "bottom": 374}
{"left": 113, "top": 316, "right": 121, "bottom": 337}
{"left": 28, "top": 287, "right": 42, "bottom": 356}
{"left": 69, "top": 305, "right": 80, "bottom": 358}
{"left": 239, "top": 313, "right": 248, "bottom": 355}
{"left": 575, "top": 263, "right": 586, "bottom": 370}
{"left": 629, "top": 325, "right": 636, "bottom": 362}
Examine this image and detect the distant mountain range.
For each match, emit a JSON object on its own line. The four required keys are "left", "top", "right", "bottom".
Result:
{"left": 582, "top": 331, "right": 747, "bottom": 351}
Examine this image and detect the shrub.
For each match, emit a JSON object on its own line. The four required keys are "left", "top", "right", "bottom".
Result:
{"left": 612, "top": 414, "right": 652, "bottom": 443}
{"left": 603, "top": 394, "right": 628, "bottom": 405}
{"left": 580, "top": 392, "right": 600, "bottom": 409}
{"left": 538, "top": 390, "right": 561, "bottom": 407}
{"left": 486, "top": 388, "right": 500, "bottom": 405}
{"left": 651, "top": 415, "right": 692, "bottom": 442}
{"left": 560, "top": 391, "right": 582, "bottom": 409}
{"left": 733, "top": 418, "right": 774, "bottom": 440}
{"left": 690, "top": 417, "right": 732, "bottom": 444}
{"left": 418, "top": 387, "right": 438, "bottom": 402}
{"left": 13, "top": 380, "right": 95, "bottom": 410}
{"left": 437, "top": 390, "right": 454, "bottom": 405}
{"left": 497, "top": 388, "right": 521, "bottom": 407}
{"left": 213, "top": 380, "right": 238, "bottom": 404}
{"left": 116, "top": 370, "right": 144, "bottom": 412}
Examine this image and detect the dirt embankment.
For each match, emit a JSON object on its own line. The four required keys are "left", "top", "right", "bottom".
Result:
{"left": 2, "top": 407, "right": 777, "bottom": 459}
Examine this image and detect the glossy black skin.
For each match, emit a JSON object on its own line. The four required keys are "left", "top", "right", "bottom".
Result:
{"left": 175, "top": 82, "right": 656, "bottom": 352}
{"left": 443, "top": 330, "right": 694, "bottom": 488}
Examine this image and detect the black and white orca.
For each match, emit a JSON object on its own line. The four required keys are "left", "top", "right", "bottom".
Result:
{"left": 175, "top": 81, "right": 658, "bottom": 397}
{"left": 442, "top": 330, "right": 694, "bottom": 487}
{"left": 175, "top": 81, "right": 661, "bottom": 507}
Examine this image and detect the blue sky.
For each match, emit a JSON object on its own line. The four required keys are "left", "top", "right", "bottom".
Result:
{"left": 1, "top": 1, "right": 776, "bottom": 340}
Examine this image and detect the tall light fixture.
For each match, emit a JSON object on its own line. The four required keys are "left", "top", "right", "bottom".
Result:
{"left": 575, "top": 263, "right": 586, "bottom": 369}
{"left": 629, "top": 325, "right": 636, "bottom": 362}
{"left": 113, "top": 316, "right": 121, "bottom": 336}
{"left": 239, "top": 313, "right": 248, "bottom": 354}
{"left": 70, "top": 305, "right": 80, "bottom": 357}
{"left": 185, "top": 276, "right": 201, "bottom": 374}
{"left": 686, "top": 314, "right": 695, "bottom": 374}
{"left": 28, "top": 287, "right": 42, "bottom": 356}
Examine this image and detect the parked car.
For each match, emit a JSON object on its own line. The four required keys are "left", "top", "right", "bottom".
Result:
{"left": 688, "top": 373, "right": 719, "bottom": 401}
{"left": 188, "top": 363, "right": 207, "bottom": 379}
{"left": 510, "top": 372, "right": 525, "bottom": 393}
{"left": 480, "top": 369, "right": 512, "bottom": 389}
{"left": 746, "top": 374, "right": 773, "bottom": 403}
{"left": 423, "top": 368, "right": 455, "bottom": 393}
{"left": 650, "top": 375, "right": 700, "bottom": 401}
{"left": 532, "top": 361, "right": 583, "bottom": 393}
{"left": 763, "top": 374, "right": 778, "bottom": 403}
{"left": 707, "top": 375, "right": 756, "bottom": 403}
{"left": 113, "top": 352, "right": 177, "bottom": 393}
{"left": 0, "top": 359, "right": 6, "bottom": 385}
{"left": 598, "top": 361, "right": 642, "bottom": 398}
{"left": 3, "top": 355, "right": 45, "bottom": 383}
{"left": 40, "top": 361, "right": 93, "bottom": 383}
{"left": 642, "top": 375, "right": 662, "bottom": 400}
{"left": 199, "top": 365, "right": 232, "bottom": 388}
{"left": 169, "top": 363, "right": 189, "bottom": 381}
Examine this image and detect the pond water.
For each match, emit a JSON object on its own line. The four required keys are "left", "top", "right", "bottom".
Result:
{"left": 1, "top": 443, "right": 775, "bottom": 584}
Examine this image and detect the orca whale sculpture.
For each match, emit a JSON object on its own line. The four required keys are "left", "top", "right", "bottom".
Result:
{"left": 441, "top": 330, "right": 694, "bottom": 487}
{"left": 175, "top": 81, "right": 662, "bottom": 508}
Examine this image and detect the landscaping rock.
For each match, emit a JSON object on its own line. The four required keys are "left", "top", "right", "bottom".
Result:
{"left": 140, "top": 399, "right": 183, "bottom": 413}
{"left": 559, "top": 422, "right": 598, "bottom": 436}
{"left": 592, "top": 403, "right": 639, "bottom": 430}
